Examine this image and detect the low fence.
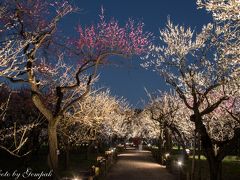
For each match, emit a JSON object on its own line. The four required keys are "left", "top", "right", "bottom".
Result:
{"left": 150, "top": 146, "right": 190, "bottom": 180}
{"left": 66, "top": 145, "right": 124, "bottom": 180}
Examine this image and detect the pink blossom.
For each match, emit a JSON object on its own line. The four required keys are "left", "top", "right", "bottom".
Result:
{"left": 75, "top": 9, "right": 152, "bottom": 60}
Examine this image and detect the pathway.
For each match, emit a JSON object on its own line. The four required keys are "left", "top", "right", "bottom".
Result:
{"left": 106, "top": 148, "right": 177, "bottom": 180}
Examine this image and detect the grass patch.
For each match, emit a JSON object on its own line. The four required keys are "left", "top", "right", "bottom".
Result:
{"left": 59, "top": 152, "right": 99, "bottom": 177}
{"left": 0, "top": 148, "right": 102, "bottom": 179}
{"left": 151, "top": 148, "right": 240, "bottom": 180}
{"left": 186, "top": 156, "right": 240, "bottom": 180}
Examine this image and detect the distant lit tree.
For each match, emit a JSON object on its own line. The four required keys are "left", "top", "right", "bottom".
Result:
{"left": 58, "top": 89, "right": 130, "bottom": 168}
{"left": 144, "top": 92, "right": 194, "bottom": 158}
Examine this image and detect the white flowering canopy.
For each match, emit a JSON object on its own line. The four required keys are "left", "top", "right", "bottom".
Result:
{"left": 141, "top": 0, "right": 240, "bottom": 145}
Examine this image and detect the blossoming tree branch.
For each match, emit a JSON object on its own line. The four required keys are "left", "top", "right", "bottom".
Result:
{"left": 0, "top": 0, "right": 151, "bottom": 177}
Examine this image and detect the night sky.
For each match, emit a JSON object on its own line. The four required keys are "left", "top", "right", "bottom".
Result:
{"left": 61, "top": 0, "right": 212, "bottom": 108}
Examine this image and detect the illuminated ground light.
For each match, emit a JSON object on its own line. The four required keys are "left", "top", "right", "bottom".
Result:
{"left": 177, "top": 161, "right": 183, "bottom": 167}
{"left": 165, "top": 153, "right": 170, "bottom": 158}
{"left": 72, "top": 177, "right": 81, "bottom": 180}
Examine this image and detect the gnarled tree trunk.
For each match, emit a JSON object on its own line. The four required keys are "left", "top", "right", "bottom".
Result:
{"left": 191, "top": 130, "right": 196, "bottom": 180}
{"left": 63, "top": 138, "right": 70, "bottom": 170}
{"left": 208, "top": 158, "right": 222, "bottom": 180}
{"left": 48, "top": 121, "right": 59, "bottom": 178}
{"left": 193, "top": 114, "right": 222, "bottom": 180}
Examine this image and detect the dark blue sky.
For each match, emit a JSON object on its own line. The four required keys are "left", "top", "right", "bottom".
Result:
{"left": 62, "top": 0, "right": 212, "bottom": 107}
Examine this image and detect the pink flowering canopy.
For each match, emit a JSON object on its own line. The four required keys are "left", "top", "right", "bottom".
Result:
{"left": 75, "top": 8, "right": 152, "bottom": 61}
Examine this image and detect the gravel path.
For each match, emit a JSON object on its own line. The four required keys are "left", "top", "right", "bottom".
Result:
{"left": 106, "top": 149, "right": 177, "bottom": 180}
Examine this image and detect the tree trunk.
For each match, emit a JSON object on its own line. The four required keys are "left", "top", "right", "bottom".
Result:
{"left": 87, "top": 141, "right": 94, "bottom": 160}
{"left": 238, "top": 138, "right": 240, "bottom": 158}
{"left": 208, "top": 158, "right": 222, "bottom": 180}
{"left": 164, "top": 128, "right": 172, "bottom": 152}
{"left": 197, "top": 133, "right": 201, "bottom": 180}
{"left": 158, "top": 130, "right": 164, "bottom": 163}
{"left": 48, "top": 122, "right": 59, "bottom": 178}
{"left": 64, "top": 139, "right": 70, "bottom": 170}
{"left": 191, "top": 130, "right": 196, "bottom": 180}
{"left": 191, "top": 114, "right": 222, "bottom": 180}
